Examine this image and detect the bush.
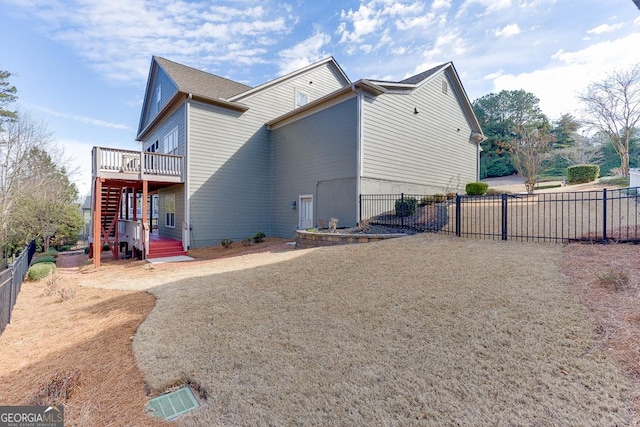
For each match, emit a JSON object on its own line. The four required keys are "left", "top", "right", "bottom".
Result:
{"left": 27, "top": 263, "right": 57, "bottom": 281}
{"left": 465, "top": 182, "right": 489, "bottom": 196}
{"left": 395, "top": 196, "right": 418, "bottom": 217}
{"left": 221, "top": 239, "right": 233, "bottom": 249}
{"left": 242, "top": 238, "right": 252, "bottom": 247}
{"left": 32, "top": 255, "right": 57, "bottom": 265}
{"left": 567, "top": 164, "right": 599, "bottom": 184}
{"left": 59, "top": 245, "right": 72, "bottom": 252}
{"left": 253, "top": 232, "right": 266, "bottom": 243}
{"left": 420, "top": 195, "right": 436, "bottom": 206}
{"left": 446, "top": 192, "right": 457, "bottom": 200}
{"left": 46, "top": 248, "right": 59, "bottom": 257}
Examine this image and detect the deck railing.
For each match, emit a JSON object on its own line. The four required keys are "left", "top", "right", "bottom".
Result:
{"left": 92, "top": 147, "right": 183, "bottom": 180}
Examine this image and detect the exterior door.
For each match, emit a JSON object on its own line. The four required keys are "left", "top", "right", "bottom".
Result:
{"left": 299, "top": 195, "right": 313, "bottom": 230}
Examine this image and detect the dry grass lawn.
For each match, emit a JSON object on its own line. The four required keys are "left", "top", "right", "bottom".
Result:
{"left": 1, "top": 235, "right": 639, "bottom": 425}
{"left": 132, "top": 235, "right": 631, "bottom": 425}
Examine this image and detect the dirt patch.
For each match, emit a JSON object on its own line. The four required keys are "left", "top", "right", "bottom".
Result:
{"left": 0, "top": 267, "right": 164, "bottom": 426}
{"left": 562, "top": 243, "right": 640, "bottom": 420}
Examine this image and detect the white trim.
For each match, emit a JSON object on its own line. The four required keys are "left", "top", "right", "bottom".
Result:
{"left": 268, "top": 91, "right": 357, "bottom": 130}
{"left": 356, "top": 90, "right": 363, "bottom": 224}
{"left": 184, "top": 98, "right": 190, "bottom": 250}
{"left": 298, "top": 194, "right": 314, "bottom": 230}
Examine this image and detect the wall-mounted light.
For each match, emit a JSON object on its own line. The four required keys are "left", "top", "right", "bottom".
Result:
{"left": 456, "top": 128, "right": 460, "bottom": 132}
{"left": 414, "top": 107, "right": 419, "bottom": 114}
{"left": 291, "top": 201, "right": 297, "bottom": 210}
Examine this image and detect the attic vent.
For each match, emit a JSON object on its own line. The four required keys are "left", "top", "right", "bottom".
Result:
{"left": 442, "top": 79, "right": 448, "bottom": 94}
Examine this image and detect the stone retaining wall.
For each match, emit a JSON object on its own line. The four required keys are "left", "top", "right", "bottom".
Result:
{"left": 295, "top": 230, "right": 407, "bottom": 249}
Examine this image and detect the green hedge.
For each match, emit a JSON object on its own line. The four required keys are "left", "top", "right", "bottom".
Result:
{"left": 567, "top": 164, "right": 599, "bottom": 184}
{"left": 32, "top": 255, "right": 57, "bottom": 265}
{"left": 465, "top": 182, "right": 489, "bottom": 196}
{"left": 395, "top": 196, "right": 418, "bottom": 217}
{"left": 27, "top": 263, "right": 57, "bottom": 281}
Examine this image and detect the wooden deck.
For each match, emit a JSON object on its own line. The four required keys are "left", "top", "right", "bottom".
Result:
{"left": 92, "top": 146, "right": 184, "bottom": 183}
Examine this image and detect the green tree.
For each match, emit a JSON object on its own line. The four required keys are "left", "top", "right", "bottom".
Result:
{"left": 10, "top": 148, "right": 79, "bottom": 252}
{"left": 579, "top": 64, "right": 640, "bottom": 178}
{"left": 473, "top": 89, "right": 549, "bottom": 178}
{"left": 0, "top": 70, "right": 17, "bottom": 129}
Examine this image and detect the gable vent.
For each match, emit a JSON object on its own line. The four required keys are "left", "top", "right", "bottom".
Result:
{"left": 442, "top": 79, "right": 448, "bottom": 94}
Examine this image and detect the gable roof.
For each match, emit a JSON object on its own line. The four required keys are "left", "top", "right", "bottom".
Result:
{"left": 154, "top": 56, "right": 252, "bottom": 100}
{"left": 399, "top": 63, "right": 449, "bottom": 84}
{"left": 228, "top": 56, "right": 351, "bottom": 102}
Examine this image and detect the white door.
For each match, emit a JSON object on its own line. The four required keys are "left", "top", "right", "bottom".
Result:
{"left": 299, "top": 195, "right": 313, "bottom": 229}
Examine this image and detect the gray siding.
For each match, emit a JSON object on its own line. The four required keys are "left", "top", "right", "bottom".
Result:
{"left": 361, "top": 72, "right": 478, "bottom": 195}
{"left": 157, "top": 185, "right": 184, "bottom": 241}
{"left": 141, "top": 66, "right": 179, "bottom": 132}
{"left": 141, "top": 102, "right": 186, "bottom": 156}
{"left": 188, "top": 63, "right": 348, "bottom": 246}
{"left": 271, "top": 97, "right": 358, "bottom": 237}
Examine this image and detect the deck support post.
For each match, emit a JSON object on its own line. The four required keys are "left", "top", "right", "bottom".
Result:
{"left": 142, "top": 180, "right": 149, "bottom": 260}
{"left": 93, "top": 178, "right": 103, "bottom": 268}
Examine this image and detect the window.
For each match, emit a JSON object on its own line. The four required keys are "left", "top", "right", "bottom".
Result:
{"left": 295, "top": 89, "right": 308, "bottom": 108}
{"left": 156, "top": 85, "right": 162, "bottom": 112}
{"left": 163, "top": 126, "right": 178, "bottom": 155}
{"left": 165, "top": 194, "right": 175, "bottom": 228}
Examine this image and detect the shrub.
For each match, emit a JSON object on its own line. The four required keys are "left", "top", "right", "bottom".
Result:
{"left": 32, "top": 255, "right": 57, "bottom": 265}
{"left": 59, "top": 245, "right": 72, "bottom": 252}
{"left": 253, "top": 232, "right": 266, "bottom": 243}
{"left": 484, "top": 188, "right": 504, "bottom": 196}
{"left": 395, "top": 196, "right": 418, "bottom": 217}
{"left": 221, "top": 239, "right": 233, "bottom": 249}
{"left": 27, "top": 263, "right": 57, "bottom": 281}
{"left": 434, "top": 193, "right": 447, "bottom": 202}
{"left": 46, "top": 248, "right": 59, "bottom": 257}
{"left": 465, "top": 182, "right": 489, "bottom": 196}
{"left": 242, "top": 237, "right": 252, "bottom": 247}
{"left": 446, "top": 192, "right": 457, "bottom": 200}
{"left": 328, "top": 217, "right": 339, "bottom": 232}
{"left": 420, "top": 195, "right": 436, "bottom": 206}
{"left": 567, "top": 164, "right": 599, "bottom": 184}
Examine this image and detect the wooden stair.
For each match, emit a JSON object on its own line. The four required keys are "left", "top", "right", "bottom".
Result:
{"left": 148, "top": 235, "right": 187, "bottom": 259}
{"left": 99, "top": 184, "right": 123, "bottom": 258}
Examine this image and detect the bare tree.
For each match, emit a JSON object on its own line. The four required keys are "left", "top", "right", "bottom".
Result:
{"left": 510, "top": 125, "right": 555, "bottom": 194}
{"left": 579, "top": 64, "right": 640, "bottom": 178}
{"left": 0, "top": 110, "right": 54, "bottom": 252}
{"left": 555, "top": 133, "right": 603, "bottom": 166}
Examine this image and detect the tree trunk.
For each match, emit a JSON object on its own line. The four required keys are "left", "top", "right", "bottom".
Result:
{"left": 620, "top": 150, "right": 630, "bottom": 178}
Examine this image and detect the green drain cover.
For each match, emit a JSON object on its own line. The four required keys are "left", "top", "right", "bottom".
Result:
{"left": 146, "top": 386, "right": 199, "bottom": 420}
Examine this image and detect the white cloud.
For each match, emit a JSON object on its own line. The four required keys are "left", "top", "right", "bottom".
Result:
{"left": 278, "top": 31, "right": 331, "bottom": 75}
{"left": 431, "top": 0, "right": 451, "bottom": 11}
{"left": 490, "top": 32, "right": 640, "bottom": 120}
{"left": 456, "top": 0, "right": 512, "bottom": 17}
{"left": 7, "top": 0, "right": 295, "bottom": 84}
{"left": 494, "top": 23, "right": 521, "bottom": 37}
{"left": 587, "top": 23, "right": 624, "bottom": 35}
{"left": 31, "top": 105, "right": 134, "bottom": 131}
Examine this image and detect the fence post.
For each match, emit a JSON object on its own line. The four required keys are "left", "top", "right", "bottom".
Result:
{"left": 602, "top": 188, "right": 607, "bottom": 244}
{"left": 401, "top": 193, "right": 405, "bottom": 228}
{"left": 455, "top": 194, "right": 461, "bottom": 237}
{"left": 501, "top": 193, "right": 508, "bottom": 241}
{"left": 359, "top": 194, "right": 362, "bottom": 224}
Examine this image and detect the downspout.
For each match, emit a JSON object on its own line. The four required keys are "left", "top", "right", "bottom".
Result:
{"left": 184, "top": 94, "right": 191, "bottom": 250}
{"left": 353, "top": 84, "right": 363, "bottom": 225}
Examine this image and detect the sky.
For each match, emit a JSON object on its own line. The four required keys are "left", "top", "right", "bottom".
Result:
{"left": 1, "top": 0, "right": 639, "bottom": 197}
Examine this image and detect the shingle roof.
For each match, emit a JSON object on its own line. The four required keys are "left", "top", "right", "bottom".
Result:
{"left": 399, "top": 63, "right": 448, "bottom": 84}
{"left": 155, "top": 56, "right": 252, "bottom": 100}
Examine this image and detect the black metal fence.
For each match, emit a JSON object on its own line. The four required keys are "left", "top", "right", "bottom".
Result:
{"left": 360, "top": 187, "right": 640, "bottom": 243}
{"left": 0, "top": 240, "right": 36, "bottom": 335}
